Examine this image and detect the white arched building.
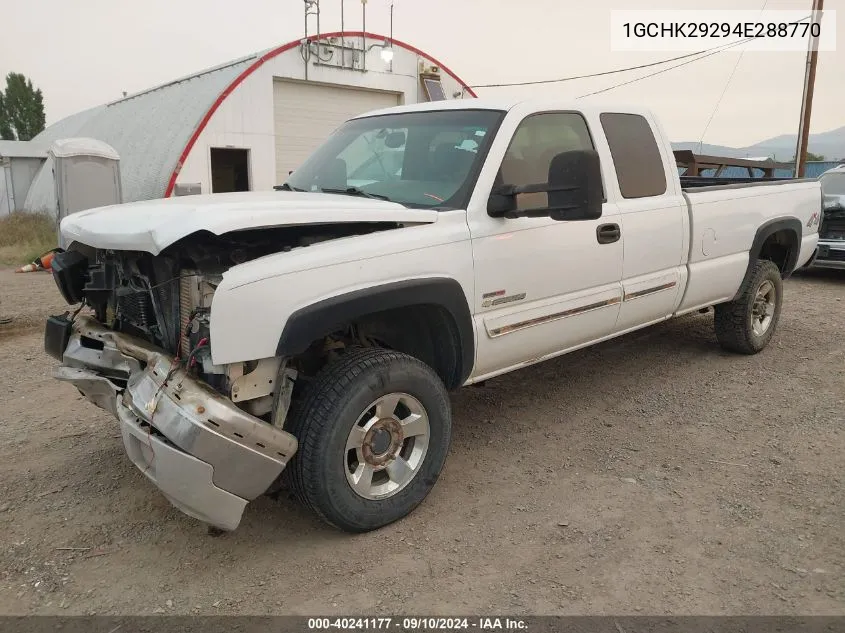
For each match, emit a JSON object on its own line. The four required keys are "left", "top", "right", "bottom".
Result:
{"left": 24, "top": 31, "right": 475, "bottom": 214}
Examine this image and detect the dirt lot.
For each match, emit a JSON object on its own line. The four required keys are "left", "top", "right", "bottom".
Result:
{"left": 0, "top": 267, "right": 842, "bottom": 616}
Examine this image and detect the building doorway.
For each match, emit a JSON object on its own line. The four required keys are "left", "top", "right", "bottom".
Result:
{"left": 210, "top": 148, "right": 250, "bottom": 193}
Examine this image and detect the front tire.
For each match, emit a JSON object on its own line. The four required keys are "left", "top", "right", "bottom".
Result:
{"left": 714, "top": 259, "right": 783, "bottom": 354}
{"left": 285, "top": 348, "right": 452, "bottom": 532}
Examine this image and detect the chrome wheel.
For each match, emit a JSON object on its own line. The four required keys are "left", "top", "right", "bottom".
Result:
{"left": 751, "top": 279, "right": 776, "bottom": 336}
{"left": 344, "top": 392, "right": 430, "bottom": 500}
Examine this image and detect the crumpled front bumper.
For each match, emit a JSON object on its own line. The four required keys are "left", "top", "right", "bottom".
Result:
{"left": 812, "top": 240, "right": 845, "bottom": 270}
{"left": 47, "top": 315, "right": 298, "bottom": 531}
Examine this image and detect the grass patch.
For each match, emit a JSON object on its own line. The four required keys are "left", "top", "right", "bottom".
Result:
{"left": 0, "top": 211, "right": 58, "bottom": 267}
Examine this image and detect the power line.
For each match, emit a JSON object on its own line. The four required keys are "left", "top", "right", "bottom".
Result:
{"left": 468, "top": 37, "right": 759, "bottom": 90}
{"left": 577, "top": 12, "right": 812, "bottom": 99}
{"left": 472, "top": 10, "right": 813, "bottom": 96}
{"left": 696, "top": 50, "right": 747, "bottom": 151}
{"left": 697, "top": 0, "right": 770, "bottom": 151}
{"left": 575, "top": 38, "right": 752, "bottom": 99}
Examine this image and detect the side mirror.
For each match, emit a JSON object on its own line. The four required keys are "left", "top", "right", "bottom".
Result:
{"left": 487, "top": 149, "right": 603, "bottom": 221}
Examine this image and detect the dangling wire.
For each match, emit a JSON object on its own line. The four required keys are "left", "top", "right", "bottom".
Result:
{"left": 469, "top": 37, "right": 756, "bottom": 90}
{"left": 576, "top": 37, "right": 751, "bottom": 99}
{"left": 697, "top": 0, "right": 771, "bottom": 152}
{"left": 69, "top": 299, "right": 87, "bottom": 321}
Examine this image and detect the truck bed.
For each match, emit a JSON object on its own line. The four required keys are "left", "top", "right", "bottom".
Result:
{"left": 675, "top": 177, "right": 821, "bottom": 315}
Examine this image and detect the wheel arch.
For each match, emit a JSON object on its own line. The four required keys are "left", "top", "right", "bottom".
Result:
{"left": 275, "top": 277, "right": 475, "bottom": 388}
{"left": 732, "top": 218, "right": 802, "bottom": 301}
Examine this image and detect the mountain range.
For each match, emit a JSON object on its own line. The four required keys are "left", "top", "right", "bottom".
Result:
{"left": 672, "top": 125, "right": 845, "bottom": 162}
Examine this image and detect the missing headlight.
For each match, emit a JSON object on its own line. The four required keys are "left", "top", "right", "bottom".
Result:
{"left": 50, "top": 250, "right": 88, "bottom": 305}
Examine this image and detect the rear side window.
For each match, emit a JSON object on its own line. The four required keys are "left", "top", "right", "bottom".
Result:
{"left": 600, "top": 113, "right": 667, "bottom": 199}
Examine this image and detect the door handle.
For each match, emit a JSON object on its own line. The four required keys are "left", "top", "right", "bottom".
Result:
{"left": 596, "top": 223, "right": 621, "bottom": 244}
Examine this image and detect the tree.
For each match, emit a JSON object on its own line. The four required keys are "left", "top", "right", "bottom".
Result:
{"left": 0, "top": 92, "right": 13, "bottom": 140}
{"left": 791, "top": 151, "right": 826, "bottom": 162}
{"left": 0, "top": 72, "right": 46, "bottom": 141}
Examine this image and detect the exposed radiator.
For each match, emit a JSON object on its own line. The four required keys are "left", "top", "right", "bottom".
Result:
{"left": 118, "top": 292, "right": 154, "bottom": 327}
{"left": 179, "top": 271, "right": 200, "bottom": 358}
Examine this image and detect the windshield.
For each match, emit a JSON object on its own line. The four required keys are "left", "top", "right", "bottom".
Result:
{"left": 283, "top": 109, "right": 506, "bottom": 209}
{"left": 820, "top": 172, "right": 845, "bottom": 196}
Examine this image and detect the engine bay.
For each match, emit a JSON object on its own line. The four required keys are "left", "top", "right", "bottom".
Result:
{"left": 50, "top": 221, "right": 400, "bottom": 400}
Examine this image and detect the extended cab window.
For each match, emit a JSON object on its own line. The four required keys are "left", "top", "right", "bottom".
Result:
{"left": 497, "top": 112, "right": 596, "bottom": 210}
{"left": 600, "top": 113, "right": 667, "bottom": 199}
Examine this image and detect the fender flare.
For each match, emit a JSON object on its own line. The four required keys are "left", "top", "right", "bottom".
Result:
{"left": 275, "top": 277, "right": 475, "bottom": 384}
{"left": 733, "top": 218, "right": 802, "bottom": 300}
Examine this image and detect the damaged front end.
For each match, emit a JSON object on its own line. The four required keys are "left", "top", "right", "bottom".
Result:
{"left": 41, "top": 228, "right": 335, "bottom": 530}
{"left": 815, "top": 198, "right": 845, "bottom": 269}
{"left": 46, "top": 315, "right": 297, "bottom": 530}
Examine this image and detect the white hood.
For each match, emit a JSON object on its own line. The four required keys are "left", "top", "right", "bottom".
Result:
{"left": 60, "top": 191, "right": 439, "bottom": 255}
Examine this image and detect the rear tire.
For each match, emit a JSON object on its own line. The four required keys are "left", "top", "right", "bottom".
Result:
{"left": 284, "top": 348, "right": 452, "bottom": 532}
{"left": 714, "top": 259, "right": 783, "bottom": 354}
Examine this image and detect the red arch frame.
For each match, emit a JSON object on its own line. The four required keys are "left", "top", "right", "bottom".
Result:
{"left": 164, "top": 31, "right": 477, "bottom": 197}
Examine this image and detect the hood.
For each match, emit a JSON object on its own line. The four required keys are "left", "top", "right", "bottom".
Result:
{"left": 60, "top": 191, "right": 439, "bottom": 255}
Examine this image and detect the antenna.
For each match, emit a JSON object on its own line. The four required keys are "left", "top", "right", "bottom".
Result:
{"left": 361, "top": 0, "right": 367, "bottom": 71}
{"left": 304, "top": 0, "right": 320, "bottom": 42}
{"left": 380, "top": 3, "right": 395, "bottom": 67}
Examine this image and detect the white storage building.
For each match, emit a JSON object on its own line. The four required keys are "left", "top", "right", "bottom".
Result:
{"left": 23, "top": 31, "right": 476, "bottom": 214}
{"left": 0, "top": 141, "right": 46, "bottom": 216}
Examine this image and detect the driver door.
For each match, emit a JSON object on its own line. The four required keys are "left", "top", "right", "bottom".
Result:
{"left": 467, "top": 111, "right": 624, "bottom": 379}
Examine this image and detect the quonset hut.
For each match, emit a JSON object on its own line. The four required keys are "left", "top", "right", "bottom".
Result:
{"left": 23, "top": 31, "right": 475, "bottom": 215}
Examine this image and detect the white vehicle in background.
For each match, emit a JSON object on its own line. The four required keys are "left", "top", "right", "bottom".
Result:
{"left": 45, "top": 98, "right": 820, "bottom": 533}
{"left": 813, "top": 164, "right": 845, "bottom": 269}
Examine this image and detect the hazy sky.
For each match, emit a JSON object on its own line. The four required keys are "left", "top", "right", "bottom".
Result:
{"left": 1, "top": 0, "right": 842, "bottom": 147}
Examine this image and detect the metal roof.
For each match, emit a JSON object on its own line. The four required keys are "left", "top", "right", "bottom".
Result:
{"left": 22, "top": 31, "right": 476, "bottom": 214}
{"left": 23, "top": 53, "right": 259, "bottom": 213}
{"left": 50, "top": 138, "right": 121, "bottom": 160}
{"left": 0, "top": 140, "right": 47, "bottom": 159}
{"left": 819, "top": 163, "right": 845, "bottom": 176}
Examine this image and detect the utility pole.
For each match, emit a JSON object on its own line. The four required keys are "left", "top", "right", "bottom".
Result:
{"left": 794, "top": 0, "right": 824, "bottom": 178}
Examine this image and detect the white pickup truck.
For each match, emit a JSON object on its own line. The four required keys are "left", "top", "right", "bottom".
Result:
{"left": 45, "top": 98, "right": 821, "bottom": 533}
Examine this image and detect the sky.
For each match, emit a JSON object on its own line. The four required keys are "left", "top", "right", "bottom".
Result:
{"left": 0, "top": 0, "right": 842, "bottom": 147}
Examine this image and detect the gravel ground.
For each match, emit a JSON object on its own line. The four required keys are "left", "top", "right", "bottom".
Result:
{"left": 0, "top": 267, "right": 842, "bottom": 616}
